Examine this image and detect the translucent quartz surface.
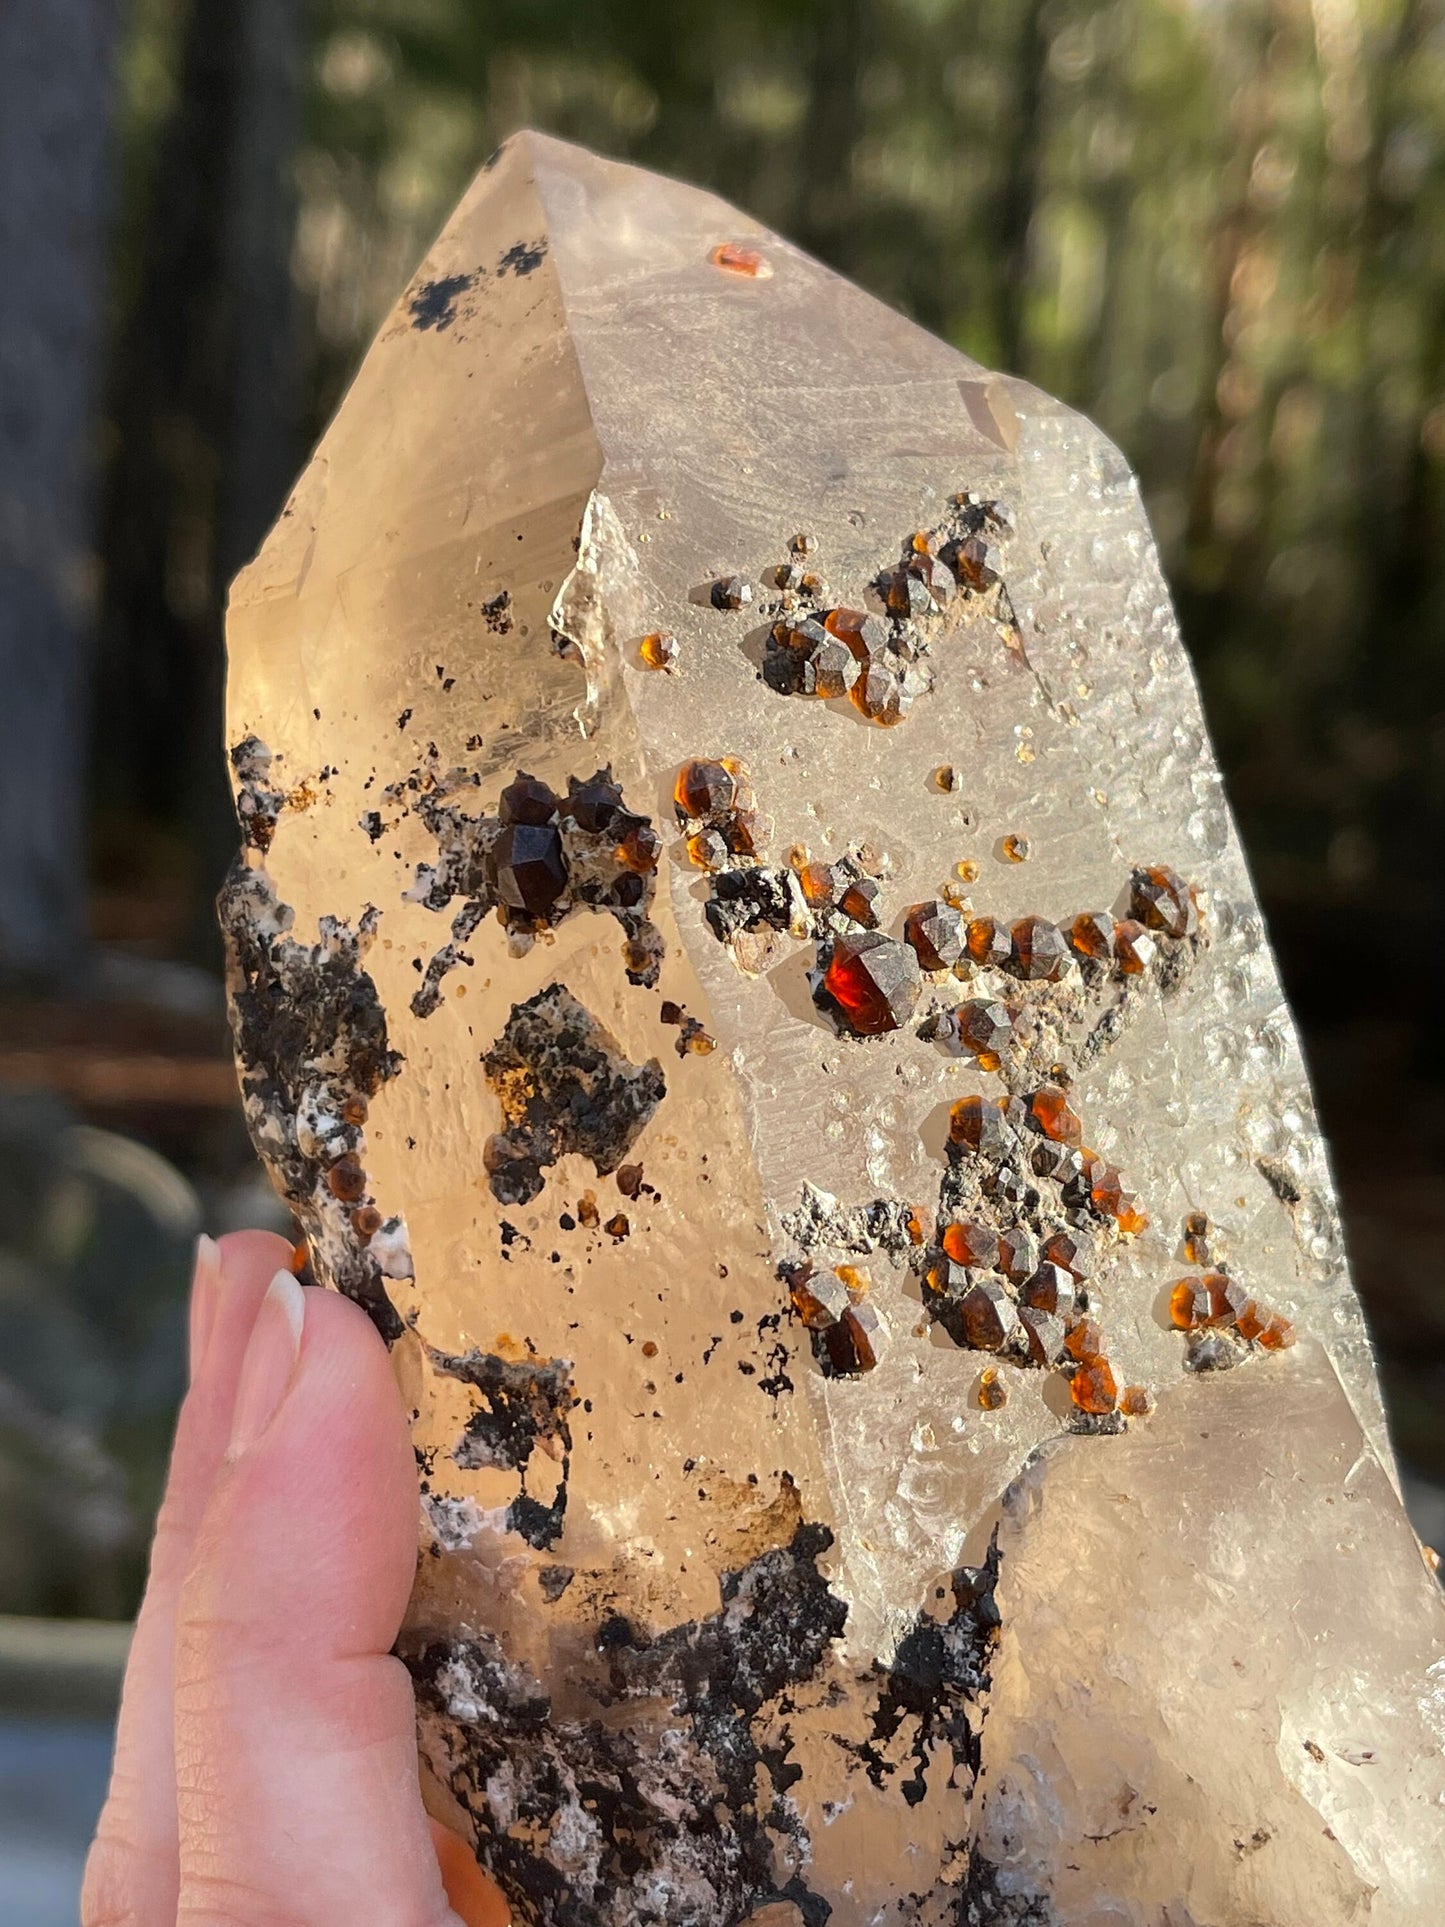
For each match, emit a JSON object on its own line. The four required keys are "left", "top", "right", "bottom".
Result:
{"left": 223, "top": 133, "right": 1444, "bottom": 1924}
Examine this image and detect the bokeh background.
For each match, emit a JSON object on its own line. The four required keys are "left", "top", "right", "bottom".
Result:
{"left": 3, "top": 0, "right": 1444, "bottom": 1642}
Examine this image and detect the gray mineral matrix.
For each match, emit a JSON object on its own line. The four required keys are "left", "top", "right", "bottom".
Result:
{"left": 220, "top": 133, "right": 1445, "bottom": 1925}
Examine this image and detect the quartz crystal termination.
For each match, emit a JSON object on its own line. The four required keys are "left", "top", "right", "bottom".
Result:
{"left": 220, "top": 133, "right": 1445, "bottom": 1926}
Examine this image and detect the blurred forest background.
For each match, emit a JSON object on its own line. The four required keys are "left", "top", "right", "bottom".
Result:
{"left": 1, "top": 0, "right": 1443, "bottom": 1620}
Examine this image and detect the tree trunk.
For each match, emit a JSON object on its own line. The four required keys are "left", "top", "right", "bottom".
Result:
{"left": 197, "top": 0, "right": 310, "bottom": 952}
{"left": 94, "top": 0, "right": 307, "bottom": 963}
{"left": 0, "top": 0, "right": 120, "bottom": 977}
{"left": 994, "top": 0, "right": 1050, "bottom": 378}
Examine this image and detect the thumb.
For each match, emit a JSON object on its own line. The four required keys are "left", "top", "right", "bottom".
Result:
{"left": 172, "top": 1271, "right": 463, "bottom": 1927}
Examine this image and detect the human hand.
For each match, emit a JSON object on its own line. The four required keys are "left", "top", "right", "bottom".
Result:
{"left": 82, "top": 1231, "right": 509, "bottom": 1926}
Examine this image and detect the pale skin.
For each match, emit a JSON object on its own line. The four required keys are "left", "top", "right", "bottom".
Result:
{"left": 81, "top": 1230, "right": 511, "bottom": 1927}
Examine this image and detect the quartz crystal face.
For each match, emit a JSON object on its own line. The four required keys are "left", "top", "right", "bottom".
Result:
{"left": 220, "top": 133, "right": 1445, "bottom": 1926}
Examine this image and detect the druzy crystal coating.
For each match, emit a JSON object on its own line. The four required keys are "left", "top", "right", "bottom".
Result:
{"left": 220, "top": 133, "right": 1444, "bottom": 1927}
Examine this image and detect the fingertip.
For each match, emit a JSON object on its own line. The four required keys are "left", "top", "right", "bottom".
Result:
{"left": 214, "top": 1226, "right": 298, "bottom": 1288}
{"left": 188, "top": 1234, "right": 223, "bottom": 1383}
{"left": 185, "top": 1275, "right": 417, "bottom": 1661}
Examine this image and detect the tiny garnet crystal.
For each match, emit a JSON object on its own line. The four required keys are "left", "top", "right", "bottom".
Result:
{"left": 675, "top": 758, "right": 737, "bottom": 819}
{"left": 966, "top": 914, "right": 1013, "bottom": 967}
{"left": 327, "top": 1154, "right": 366, "bottom": 1203}
{"left": 686, "top": 829, "right": 727, "bottom": 871}
{"left": 1169, "top": 1279, "right": 1212, "bottom": 1330}
{"left": 850, "top": 656, "right": 912, "bottom": 727}
{"left": 709, "top": 240, "right": 768, "bottom": 277}
{"left": 615, "top": 822, "right": 662, "bottom": 873}
{"left": 798, "top": 861, "right": 837, "bottom": 909}
{"left": 790, "top": 1268, "right": 850, "bottom": 1331}
{"left": 1183, "top": 1210, "right": 1212, "bottom": 1265}
{"left": 1030, "top": 1085, "right": 1083, "bottom": 1145}
{"left": 1010, "top": 915, "right": 1069, "bottom": 981}
{"left": 1000, "top": 832, "right": 1032, "bottom": 864}
{"left": 942, "top": 1218, "right": 1000, "bottom": 1268}
{"left": 492, "top": 821, "right": 569, "bottom": 915}
{"left": 1067, "top": 911, "right": 1116, "bottom": 962}
{"left": 1130, "top": 863, "right": 1197, "bottom": 939}
{"left": 839, "top": 878, "right": 882, "bottom": 926}
{"left": 923, "top": 1256, "right": 969, "bottom": 1307}
{"left": 903, "top": 900, "right": 965, "bottom": 972}
{"left": 956, "top": 534, "right": 1003, "bottom": 591}
{"left": 1120, "top": 1384, "right": 1154, "bottom": 1417}
{"left": 1115, "top": 1198, "right": 1149, "bottom": 1237}
{"left": 823, "top": 606, "right": 890, "bottom": 662}
{"left": 1064, "top": 1316, "right": 1105, "bottom": 1363}
{"left": 1020, "top": 1262, "right": 1076, "bottom": 1321}
{"left": 826, "top": 1300, "right": 887, "bottom": 1374}
{"left": 722, "top": 809, "right": 765, "bottom": 858}
{"left": 565, "top": 770, "right": 624, "bottom": 831}
{"left": 1086, "top": 1158, "right": 1125, "bottom": 1216}
{"left": 1041, "top": 1227, "right": 1094, "bottom": 1278}
{"left": 1114, "top": 918, "right": 1157, "bottom": 975}
{"left": 978, "top": 1367, "right": 1009, "bottom": 1411}
{"left": 957, "top": 1000, "right": 1013, "bottom": 1064}
{"left": 959, "top": 1280, "right": 1019, "bottom": 1351}
{"left": 998, "top": 1226, "right": 1039, "bottom": 1283}
{"left": 768, "top": 617, "right": 860, "bottom": 699}
{"left": 1033, "top": 1139, "right": 1084, "bottom": 1183}
{"left": 1020, "top": 1305, "right": 1066, "bottom": 1366}
{"left": 1205, "top": 1270, "right": 1251, "bottom": 1325}
{"left": 710, "top": 573, "right": 753, "bottom": 609}
{"left": 498, "top": 771, "right": 559, "bottom": 825}
{"left": 639, "top": 630, "right": 679, "bottom": 672}
{"left": 1257, "top": 1312, "right": 1297, "bottom": 1351}
{"left": 882, "top": 566, "right": 935, "bottom": 618}
{"left": 822, "top": 932, "right": 921, "bottom": 1035}
{"left": 1234, "top": 1300, "right": 1271, "bottom": 1342}
{"left": 1071, "top": 1357, "right": 1118, "bottom": 1414}
{"left": 948, "top": 1094, "right": 1014, "bottom": 1155}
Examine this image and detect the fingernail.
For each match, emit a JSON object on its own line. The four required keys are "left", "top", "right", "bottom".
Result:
{"left": 228, "top": 1270, "right": 306, "bottom": 1458}
{"left": 188, "top": 1234, "right": 223, "bottom": 1385}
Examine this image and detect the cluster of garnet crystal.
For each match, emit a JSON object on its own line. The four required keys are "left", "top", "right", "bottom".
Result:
{"left": 917, "top": 1088, "right": 1152, "bottom": 1418}
{"left": 955, "top": 862, "right": 1202, "bottom": 990}
{"left": 1168, "top": 1216, "right": 1296, "bottom": 1367}
{"left": 747, "top": 495, "right": 1014, "bottom": 728}
{"left": 313, "top": 1091, "right": 405, "bottom": 1260}
{"left": 763, "top": 604, "right": 931, "bottom": 727}
{"left": 810, "top": 862, "right": 1202, "bottom": 1042}
{"left": 948, "top": 1083, "right": 1148, "bottom": 1241}
{"left": 408, "top": 764, "right": 666, "bottom": 1011}
{"left": 787, "top": 1261, "right": 888, "bottom": 1377}
{"left": 674, "top": 756, "right": 766, "bottom": 871}
{"left": 489, "top": 770, "right": 663, "bottom": 956}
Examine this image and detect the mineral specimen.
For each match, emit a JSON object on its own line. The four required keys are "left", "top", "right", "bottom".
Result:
{"left": 221, "top": 133, "right": 1444, "bottom": 1927}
